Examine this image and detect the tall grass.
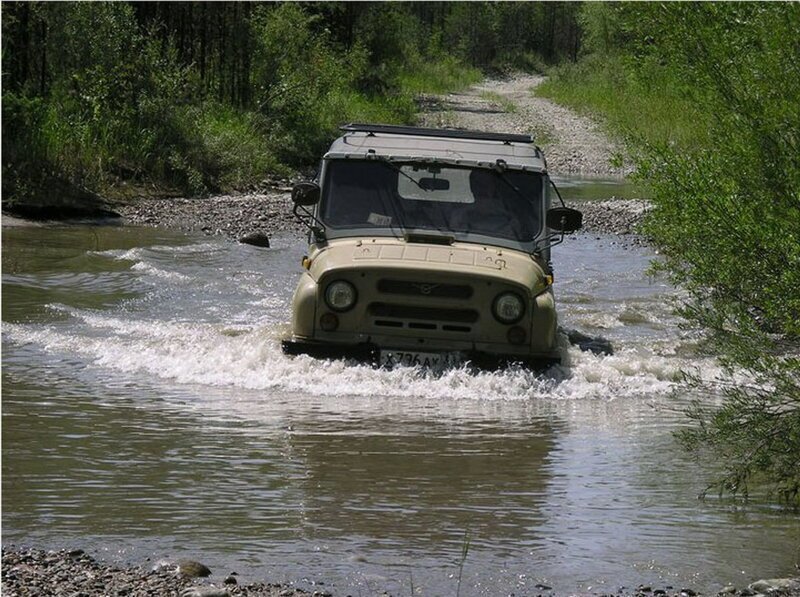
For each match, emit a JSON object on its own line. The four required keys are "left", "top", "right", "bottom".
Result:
{"left": 479, "top": 91, "right": 518, "bottom": 113}
{"left": 396, "top": 57, "right": 482, "bottom": 95}
{"left": 536, "top": 54, "right": 711, "bottom": 150}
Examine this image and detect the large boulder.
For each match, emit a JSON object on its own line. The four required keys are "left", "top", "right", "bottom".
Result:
{"left": 239, "top": 231, "right": 271, "bottom": 247}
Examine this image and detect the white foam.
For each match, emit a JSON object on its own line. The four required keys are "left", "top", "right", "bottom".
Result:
{"left": 130, "top": 261, "right": 191, "bottom": 281}
{"left": 93, "top": 242, "right": 222, "bottom": 260}
{"left": 3, "top": 310, "right": 720, "bottom": 403}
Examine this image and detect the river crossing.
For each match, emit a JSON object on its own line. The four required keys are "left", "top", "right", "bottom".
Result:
{"left": 3, "top": 198, "right": 798, "bottom": 595}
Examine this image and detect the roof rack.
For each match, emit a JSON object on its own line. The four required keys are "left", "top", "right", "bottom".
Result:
{"left": 340, "top": 123, "right": 534, "bottom": 144}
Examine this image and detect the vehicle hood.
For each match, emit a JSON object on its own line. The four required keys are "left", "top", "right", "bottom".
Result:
{"left": 307, "top": 238, "right": 548, "bottom": 296}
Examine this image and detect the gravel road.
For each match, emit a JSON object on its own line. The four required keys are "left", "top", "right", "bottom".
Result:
{"left": 417, "top": 73, "right": 630, "bottom": 178}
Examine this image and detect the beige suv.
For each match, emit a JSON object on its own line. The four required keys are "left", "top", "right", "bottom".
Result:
{"left": 282, "top": 124, "right": 582, "bottom": 369}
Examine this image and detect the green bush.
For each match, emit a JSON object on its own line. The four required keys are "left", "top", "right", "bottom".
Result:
{"left": 542, "top": 2, "right": 800, "bottom": 503}
{"left": 1, "top": 1, "right": 519, "bottom": 203}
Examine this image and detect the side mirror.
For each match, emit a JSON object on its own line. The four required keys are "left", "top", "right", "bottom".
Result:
{"left": 292, "top": 182, "right": 321, "bottom": 206}
{"left": 546, "top": 206, "right": 583, "bottom": 233}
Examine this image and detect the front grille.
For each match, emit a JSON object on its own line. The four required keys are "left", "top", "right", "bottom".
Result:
{"left": 377, "top": 279, "right": 473, "bottom": 299}
{"left": 369, "top": 302, "right": 478, "bottom": 323}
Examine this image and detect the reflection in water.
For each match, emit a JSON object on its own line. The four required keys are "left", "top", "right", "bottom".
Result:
{"left": 2, "top": 222, "right": 799, "bottom": 595}
{"left": 293, "top": 418, "right": 557, "bottom": 552}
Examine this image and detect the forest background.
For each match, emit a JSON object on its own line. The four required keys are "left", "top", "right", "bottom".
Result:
{"left": 2, "top": 2, "right": 799, "bottom": 504}
{"left": 1, "top": 2, "right": 580, "bottom": 200}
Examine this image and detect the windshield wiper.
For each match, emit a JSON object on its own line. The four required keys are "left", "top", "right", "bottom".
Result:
{"left": 489, "top": 159, "right": 529, "bottom": 204}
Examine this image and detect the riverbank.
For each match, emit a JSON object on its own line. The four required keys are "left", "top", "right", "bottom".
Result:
{"left": 4, "top": 546, "right": 799, "bottom": 597}
{"left": 112, "top": 192, "right": 650, "bottom": 243}
{"left": 1, "top": 546, "right": 321, "bottom": 597}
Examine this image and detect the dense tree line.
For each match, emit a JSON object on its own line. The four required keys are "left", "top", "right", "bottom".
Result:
{"left": 1, "top": 1, "right": 580, "bottom": 204}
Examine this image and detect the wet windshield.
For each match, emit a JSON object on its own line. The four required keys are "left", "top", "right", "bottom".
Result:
{"left": 321, "top": 160, "right": 543, "bottom": 242}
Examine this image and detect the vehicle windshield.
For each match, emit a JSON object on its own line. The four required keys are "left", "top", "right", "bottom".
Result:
{"left": 321, "top": 160, "right": 543, "bottom": 243}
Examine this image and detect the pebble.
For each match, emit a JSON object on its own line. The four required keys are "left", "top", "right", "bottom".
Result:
{"left": 750, "top": 578, "right": 800, "bottom": 594}
{"left": 180, "top": 587, "right": 230, "bottom": 597}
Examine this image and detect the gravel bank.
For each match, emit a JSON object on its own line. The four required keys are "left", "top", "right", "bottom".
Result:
{"left": 1, "top": 547, "right": 326, "bottom": 597}
{"left": 571, "top": 198, "right": 651, "bottom": 236}
{"left": 114, "top": 190, "right": 649, "bottom": 243}
{"left": 4, "top": 546, "right": 798, "bottom": 597}
{"left": 115, "top": 188, "right": 306, "bottom": 241}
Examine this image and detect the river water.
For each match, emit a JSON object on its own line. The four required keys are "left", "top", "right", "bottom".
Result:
{"left": 2, "top": 216, "right": 798, "bottom": 596}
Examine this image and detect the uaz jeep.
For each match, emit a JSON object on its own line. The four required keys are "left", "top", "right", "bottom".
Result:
{"left": 282, "top": 124, "right": 581, "bottom": 368}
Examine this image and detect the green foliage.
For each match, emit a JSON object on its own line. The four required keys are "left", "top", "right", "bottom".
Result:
{"left": 396, "top": 57, "right": 482, "bottom": 95}
{"left": 543, "top": 2, "right": 800, "bottom": 502}
{"left": 1, "top": 1, "right": 581, "bottom": 202}
{"left": 250, "top": 3, "right": 416, "bottom": 165}
{"left": 3, "top": 1, "right": 501, "bottom": 201}
{"left": 639, "top": 4, "right": 800, "bottom": 502}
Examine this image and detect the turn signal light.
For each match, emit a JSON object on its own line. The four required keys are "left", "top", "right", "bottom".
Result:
{"left": 320, "top": 312, "right": 339, "bottom": 331}
{"left": 507, "top": 326, "right": 527, "bottom": 345}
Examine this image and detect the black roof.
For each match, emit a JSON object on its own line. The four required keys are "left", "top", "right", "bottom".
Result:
{"left": 340, "top": 123, "right": 534, "bottom": 145}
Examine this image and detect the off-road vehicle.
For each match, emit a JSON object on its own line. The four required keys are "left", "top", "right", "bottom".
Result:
{"left": 282, "top": 123, "right": 582, "bottom": 368}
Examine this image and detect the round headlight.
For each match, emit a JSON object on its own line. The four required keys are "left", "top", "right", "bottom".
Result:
{"left": 324, "top": 280, "right": 357, "bottom": 312}
{"left": 493, "top": 292, "right": 525, "bottom": 324}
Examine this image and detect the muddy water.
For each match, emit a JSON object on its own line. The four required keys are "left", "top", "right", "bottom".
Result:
{"left": 2, "top": 221, "right": 798, "bottom": 596}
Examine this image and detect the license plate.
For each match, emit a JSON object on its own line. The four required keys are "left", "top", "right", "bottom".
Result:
{"left": 379, "top": 350, "right": 462, "bottom": 369}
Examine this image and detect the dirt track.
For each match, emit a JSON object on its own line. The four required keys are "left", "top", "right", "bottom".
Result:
{"left": 417, "top": 74, "right": 629, "bottom": 178}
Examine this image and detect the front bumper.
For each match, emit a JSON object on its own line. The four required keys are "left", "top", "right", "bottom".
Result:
{"left": 281, "top": 339, "right": 560, "bottom": 370}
